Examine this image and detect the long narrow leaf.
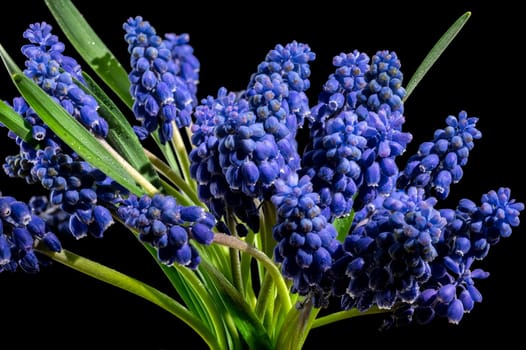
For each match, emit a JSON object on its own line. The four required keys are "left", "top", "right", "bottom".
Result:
{"left": 0, "top": 43, "right": 143, "bottom": 196}
{"left": 35, "top": 244, "right": 220, "bottom": 350}
{"left": 0, "top": 100, "right": 34, "bottom": 144}
{"left": 201, "top": 261, "right": 273, "bottom": 350}
{"left": 404, "top": 11, "right": 471, "bottom": 100}
{"left": 136, "top": 235, "right": 224, "bottom": 340}
{"left": 79, "top": 71, "right": 162, "bottom": 188}
{"left": 44, "top": 0, "right": 133, "bottom": 108}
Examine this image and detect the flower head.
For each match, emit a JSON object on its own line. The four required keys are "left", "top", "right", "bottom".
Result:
{"left": 271, "top": 172, "right": 340, "bottom": 298}
{"left": 124, "top": 16, "right": 198, "bottom": 143}
{"left": 118, "top": 193, "right": 215, "bottom": 269}
{"left": 0, "top": 194, "right": 62, "bottom": 273}
{"left": 397, "top": 110, "right": 481, "bottom": 199}
{"left": 22, "top": 21, "right": 108, "bottom": 138}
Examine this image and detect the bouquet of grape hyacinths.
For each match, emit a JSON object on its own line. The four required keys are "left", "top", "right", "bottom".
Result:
{"left": 0, "top": 1, "right": 522, "bottom": 349}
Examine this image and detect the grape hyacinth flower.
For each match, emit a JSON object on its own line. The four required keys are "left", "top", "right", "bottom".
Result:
{"left": 333, "top": 187, "right": 447, "bottom": 311}
{"left": 311, "top": 50, "right": 370, "bottom": 125}
{"left": 189, "top": 88, "right": 261, "bottom": 232}
{"left": 124, "top": 16, "right": 198, "bottom": 144}
{"left": 302, "top": 50, "right": 412, "bottom": 221}
{"left": 302, "top": 50, "right": 371, "bottom": 219}
{"left": 2, "top": 20, "right": 124, "bottom": 242}
{"left": 0, "top": 6, "right": 522, "bottom": 350}
{"left": 397, "top": 110, "right": 481, "bottom": 200}
{"left": 21, "top": 21, "right": 109, "bottom": 138}
{"left": 387, "top": 187, "right": 524, "bottom": 326}
{"left": 2, "top": 98, "right": 122, "bottom": 242}
{"left": 163, "top": 32, "right": 200, "bottom": 103}
{"left": 30, "top": 145, "right": 120, "bottom": 239}
{"left": 357, "top": 50, "right": 407, "bottom": 114}
{"left": 0, "top": 194, "right": 62, "bottom": 273}
{"left": 245, "top": 41, "right": 316, "bottom": 172}
{"left": 117, "top": 193, "right": 215, "bottom": 269}
{"left": 271, "top": 172, "right": 340, "bottom": 297}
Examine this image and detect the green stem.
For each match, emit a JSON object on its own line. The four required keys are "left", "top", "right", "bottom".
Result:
{"left": 194, "top": 238, "right": 232, "bottom": 279}
{"left": 195, "top": 267, "right": 243, "bottom": 350}
{"left": 173, "top": 264, "right": 230, "bottom": 348}
{"left": 254, "top": 272, "right": 275, "bottom": 322}
{"left": 240, "top": 232, "right": 258, "bottom": 308}
{"left": 275, "top": 299, "right": 319, "bottom": 350}
{"left": 226, "top": 213, "right": 245, "bottom": 299}
{"left": 158, "top": 178, "right": 195, "bottom": 207}
{"left": 199, "top": 260, "right": 273, "bottom": 350}
{"left": 35, "top": 243, "right": 220, "bottom": 350}
{"left": 152, "top": 132, "right": 182, "bottom": 176}
{"left": 212, "top": 233, "right": 291, "bottom": 313}
{"left": 171, "top": 122, "right": 195, "bottom": 188}
{"left": 98, "top": 137, "right": 159, "bottom": 195}
{"left": 144, "top": 148, "right": 201, "bottom": 206}
{"left": 311, "top": 305, "right": 386, "bottom": 329}
{"left": 132, "top": 234, "right": 229, "bottom": 348}
{"left": 292, "top": 300, "right": 318, "bottom": 350}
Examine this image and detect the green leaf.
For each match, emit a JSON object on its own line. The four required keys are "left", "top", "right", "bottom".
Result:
{"left": 311, "top": 306, "right": 385, "bottom": 329}
{"left": 201, "top": 261, "right": 274, "bottom": 350}
{"left": 138, "top": 238, "right": 220, "bottom": 335}
{"left": 44, "top": 0, "right": 133, "bottom": 108}
{"left": 0, "top": 100, "right": 34, "bottom": 144}
{"left": 0, "top": 43, "right": 143, "bottom": 196}
{"left": 404, "top": 11, "right": 472, "bottom": 100}
{"left": 78, "top": 71, "right": 162, "bottom": 188}
{"left": 332, "top": 212, "right": 354, "bottom": 242}
{"left": 35, "top": 244, "right": 221, "bottom": 350}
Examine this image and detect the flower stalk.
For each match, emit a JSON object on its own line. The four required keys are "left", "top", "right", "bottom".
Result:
{"left": 35, "top": 242, "right": 222, "bottom": 350}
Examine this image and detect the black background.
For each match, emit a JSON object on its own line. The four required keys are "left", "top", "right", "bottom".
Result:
{"left": 1, "top": 1, "right": 523, "bottom": 349}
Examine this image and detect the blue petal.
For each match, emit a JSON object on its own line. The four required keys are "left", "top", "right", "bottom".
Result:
{"left": 0, "top": 234, "right": 12, "bottom": 263}
{"left": 191, "top": 223, "right": 214, "bottom": 245}
{"left": 437, "top": 284, "right": 457, "bottom": 303}
{"left": 180, "top": 206, "right": 204, "bottom": 222}
{"left": 175, "top": 244, "right": 193, "bottom": 265}
{"left": 69, "top": 215, "right": 88, "bottom": 239}
{"left": 168, "top": 225, "right": 188, "bottom": 247}
{"left": 13, "top": 228, "right": 33, "bottom": 251}
{"left": 10, "top": 201, "right": 32, "bottom": 226}
{"left": 42, "top": 232, "right": 62, "bottom": 252}
{"left": 447, "top": 298, "right": 464, "bottom": 324}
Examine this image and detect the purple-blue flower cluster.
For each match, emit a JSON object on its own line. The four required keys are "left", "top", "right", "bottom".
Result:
{"left": 0, "top": 194, "right": 61, "bottom": 273}
{"left": 189, "top": 88, "right": 262, "bottom": 232}
{"left": 2, "top": 22, "right": 121, "bottom": 264}
{"left": 117, "top": 193, "right": 215, "bottom": 269}
{"left": 357, "top": 50, "right": 406, "bottom": 114}
{"left": 332, "top": 187, "right": 447, "bottom": 310}
{"left": 22, "top": 22, "right": 109, "bottom": 138}
{"left": 1, "top": 21, "right": 207, "bottom": 274}
{"left": 1, "top": 15, "right": 523, "bottom": 333}
{"left": 124, "top": 16, "right": 199, "bottom": 144}
{"left": 270, "top": 46, "right": 523, "bottom": 324}
{"left": 397, "top": 110, "right": 481, "bottom": 200}
{"left": 303, "top": 50, "right": 412, "bottom": 221}
{"left": 245, "top": 41, "right": 316, "bottom": 172}
{"left": 271, "top": 172, "right": 340, "bottom": 295}
{"left": 189, "top": 42, "right": 316, "bottom": 232}
{"left": 384, "top": 187, "right": 524, "bottom": 326}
